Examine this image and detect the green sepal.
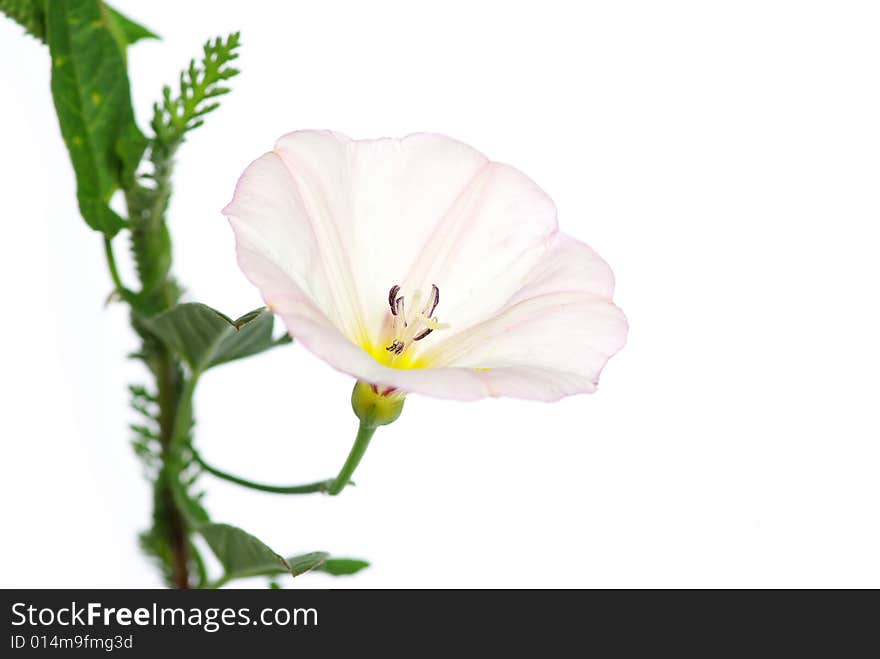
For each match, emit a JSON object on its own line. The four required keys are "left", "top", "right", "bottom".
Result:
{"left": 351, "top": 381, "right": 405, "bottom": 428}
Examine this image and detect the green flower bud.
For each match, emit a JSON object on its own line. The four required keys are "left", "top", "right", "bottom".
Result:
{"left": 351, "top": 381, "right": 405, "bottom": 428}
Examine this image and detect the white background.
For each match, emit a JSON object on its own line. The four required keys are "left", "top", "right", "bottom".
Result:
{"left": 1, "top": 0, "right": 878, "bottom": 588}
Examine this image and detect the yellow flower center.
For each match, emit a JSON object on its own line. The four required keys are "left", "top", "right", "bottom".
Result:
{"left": 364, "top": 284, "right": 449, "bottom": 369}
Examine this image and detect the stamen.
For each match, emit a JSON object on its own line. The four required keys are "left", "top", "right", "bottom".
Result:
{"left": 412, "top": 328, "right": 433, "bottom": 341}
{"left": 421, "top": 317, "right": 448, "bottom": 331}
{"left": 384, "top": 284, "right": 448, "bottom": 357}
{"left": 426, "top": 284, "right": 440, "bottom": 317}
{"left": 388, "top": 285, "right": 400, "bottom": 315}
{"left": 410, "top": 290, "right": 422, "bottom": 319}
{"left": 385, "top": 339, "right": 405, "bottom": 354}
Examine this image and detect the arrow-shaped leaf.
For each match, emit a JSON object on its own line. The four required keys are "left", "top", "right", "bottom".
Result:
{"left": 286, "top": 552, "right": 330, "bottom": 576}
{"left": 142, "top": 303, "right": 289, "bottom": 373}
{"left": 320, "top": 558, "right": 371, "bottom": 576}
{"left": 198, "top": 525, "right": 369, "bottom": 588}
{"left": 285, "top": 553, "right": 370, "bottom": 577}
{"left": 200, "top": 523, "right": 292, "bottom": 585}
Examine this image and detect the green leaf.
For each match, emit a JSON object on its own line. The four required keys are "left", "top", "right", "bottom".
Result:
{"left": 319, "top": 558, "right": 371, "bottom": 576}
{"left": 200, "top": 523, "right": 292, "bottom": 584}
{"left": 199, "top": 528, "right": 364, "bottom": 587}
{"left": 106, "top": 4, "right": 157, "bottom": 44}
{"left": 150, "top": 33, "right": 241, "bottom": 151}
{"left": 211, "top": 309, "right": 284, "bottom": 368}
{"left": 2, "top": 1, "right": 153, "bottom": 45}
{"left": 142, "top": 303, "right": 231, "bottom": 371}
{"left": 142, "top": 303, "right": 289, "bottom": 373}
{"left": 199, "top": 535, "right": 369, "bottom": 587}
{"left": 1, "top": 0, "right": 48, "bottom": 41}
{"left": 287, "top": 552, "right": 330, "bottom": 576}
{"left": 285, "top": 554, "right": 370, "bottom": 577}
{"left": 46, "top": 0, "right": 146, "bottom": 235}
{"left": 169, "top": 478, "right": 210, "bottom": 527}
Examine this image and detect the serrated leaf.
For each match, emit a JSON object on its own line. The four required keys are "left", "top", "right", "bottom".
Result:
{"left": 170, "top": 479, "right": 210, "bottom": 527}
{"left": 142, "top": 303, "right": 288, "bottom": 373}
{"left": 1, "top": 0, "right": 48, "bottom": 40}
{"left": 150, "top": 32, "right": 240, "bottom": 149}
{"left": 200, "top": 523, "right": 292, "bottom": 583}
{"left": 46, "top": 0, "right": 146, "bottom": 235}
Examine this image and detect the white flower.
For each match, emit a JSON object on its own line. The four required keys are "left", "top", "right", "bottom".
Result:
{"left": 224, "top": 131, "right": 627, "bottom": 402}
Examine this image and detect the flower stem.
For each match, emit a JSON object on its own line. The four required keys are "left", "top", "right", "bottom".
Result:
{"left": 327, "top": 422, "right": 377, "bottom": 496}
{"left": 192, "top": 449, "right": 336, "bottom": 494}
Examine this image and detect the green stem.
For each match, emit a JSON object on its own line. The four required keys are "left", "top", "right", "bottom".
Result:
{"left": 103, "top": 235, "right": 138, "bottom": 306}
{"left": 152, "top": 347, "right": 190, "bottom": 589}
{"left": 170, "top": 373, "right": 199, "bottom": 455}
{"left": 192, "top": 449, "right": 335, "bottom": 494}
{"left": 327, "top": 422, "right": 377, "bottom": 496}
{"left": 190, "top": 539, "right": 208, "bottom": 588}
{"left": 103, "top": 236, "right": 124, "bottom": 292}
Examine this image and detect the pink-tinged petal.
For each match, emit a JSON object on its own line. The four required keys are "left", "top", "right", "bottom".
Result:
{"left": 240, "top": 234, "right": 626, "bottom": 402}
{"left": 270, "top": 290, "right": 625, "bottom": 401}
{"left": 223, "top": 150, "right": 368, "bottom": 344}
{"left": 508, "top": 233, "right": 618, "bottom": 303}
{"left": 271, "top": 130, "right": 492, "bottom": 345}
{"left": 417, "top": 234, "right": 627, "bottom": 399}
{"left": 421, "top": 293, "right": 628, "bottom": 398}
{"left": 232, "top": 248, "right": 488, "bottom": 399}
{"left": 224, "top": 130, "right": 626, "bottom": 401}
{"left": 399, "top": 160, "right": 559, "bottom": 333}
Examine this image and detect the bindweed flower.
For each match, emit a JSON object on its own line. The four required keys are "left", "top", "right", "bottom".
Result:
{"left": 223, "top": 131, "right": 627, "bottom": 409}
{"left": 224, "top": 131, "right": 627, "bottom": 493}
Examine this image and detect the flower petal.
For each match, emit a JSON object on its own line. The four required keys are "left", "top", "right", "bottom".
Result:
{"left": 417, "top": 234, "right": 628, "bottom": 399}
{"left": 271, "top": 130, "right": 493, "bottom": 346}
{"left": 224, "top": 131, "right": 627, "bottom": 401}
{"left": 398, "top": 159, "right": 559, "bottom": 335}
{"left": 223, "top": 148, "right": 368, "bottom": 344}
